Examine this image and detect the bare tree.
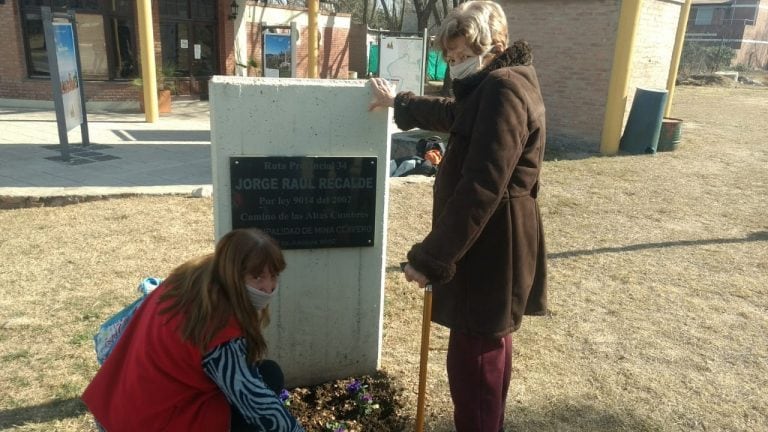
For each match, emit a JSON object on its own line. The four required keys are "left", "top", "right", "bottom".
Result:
{"left": 411, "top": 0, "right": 470, "bottom": 32}
{"left": 369, "top": 0, "right": 378, "bottom": 24}
{"left": 334, "top": 0, "right": 391, "bottom": 29}
{"left": 378, "top": 0, "right": 392, "bottom": 28}
{"left": 377, "top": 0, "right": 404, "bottom": 30}
{"left": 412, "top": 0, "right": 439, "bottom": 31}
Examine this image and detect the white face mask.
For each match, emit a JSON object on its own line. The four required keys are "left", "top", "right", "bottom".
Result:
{"left": 245, "top": 284, "right": 278, "bottom": 310}
{"left": 449, "top": 48, "right": 491, "bottom": 80}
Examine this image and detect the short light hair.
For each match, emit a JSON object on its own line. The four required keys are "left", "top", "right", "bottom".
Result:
{"left": 436, "top": 1, "right": 509, "bottom": 57}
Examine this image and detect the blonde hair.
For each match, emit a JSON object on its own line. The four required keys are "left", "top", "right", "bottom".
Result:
{"left": 160, "top": 228, "right": 286, "bottom": 363}
{"left": 436, "top": 1, "right": 509, "bottom": 57}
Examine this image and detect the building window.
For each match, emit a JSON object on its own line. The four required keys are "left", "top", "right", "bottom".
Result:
{"left": 20, "top": 0, "right": 137, "bottom": 80}
{"left": 159, "top": 0, "right": 189, "bottom": 18}
{"left": 76, "top": 13, "right": 109, "bottom": 79}
{"left": 732, "top": 5, "right": 758, "bottom": 25}
{"left": 158, "top": 0, "right": 215, "bottom": 20}
{"left": 105, "top": 0, "right": 132, "bottom": 15}
{"left": 21, "top": 14, "right": 49, "bottom": 76}
{"left": 21, "top": 0, "right": 99, "bottom": 10}
{"left": 111, "top": 17, "right": 138, "bottom": 78}
{"left": 190, "top": 0, "right": 215, "bottom": 21}
{"left": 695, "top": 7, "right": 714, "bottom": 26}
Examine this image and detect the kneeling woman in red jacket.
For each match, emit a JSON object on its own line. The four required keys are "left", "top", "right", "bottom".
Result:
{"left": 82, "top": 228, "right": 305, "bottom": 432}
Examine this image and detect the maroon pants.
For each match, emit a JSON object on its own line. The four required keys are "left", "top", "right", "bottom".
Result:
{"left": 446, "top": 330, "right": 513, "bottom": 432}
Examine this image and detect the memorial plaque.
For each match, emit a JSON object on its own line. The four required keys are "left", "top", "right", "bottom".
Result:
{"left": 230, "top": 156, "right": 377, "bottom": 249}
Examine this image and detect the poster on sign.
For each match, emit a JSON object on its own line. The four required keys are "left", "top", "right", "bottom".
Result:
{"left": 53, "top": 23, "right": 83, "bottom": 131}
{"left": 263, "top": 33, "right": 292, "bottom": 78}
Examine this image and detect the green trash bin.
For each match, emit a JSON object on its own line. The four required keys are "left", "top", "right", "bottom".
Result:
{"left": 657, "top": 117, "right": 683, "bottom": 152}
{"left": 620, "top": 87, "right": 668, "bottom": 154}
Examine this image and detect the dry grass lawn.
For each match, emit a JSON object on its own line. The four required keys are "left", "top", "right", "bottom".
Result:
{"left": 1, "top": 85, "right": 766, "bottom": 431}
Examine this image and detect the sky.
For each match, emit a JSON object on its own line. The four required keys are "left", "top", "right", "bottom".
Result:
{"left": 265, "top": 33, "right": 291, "bottom": 55}
{"left": 53, "top": 23, "right": 77, "bottom": 76}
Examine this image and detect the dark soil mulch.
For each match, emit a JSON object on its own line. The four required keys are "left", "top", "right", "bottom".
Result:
{"left": 677, "top": 73, "right": 737, "bottom": 87}
{"left": 285, "top": 371, "right": 408, "bottom": 431}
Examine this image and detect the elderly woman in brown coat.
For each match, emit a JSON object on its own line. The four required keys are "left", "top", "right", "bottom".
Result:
{"left": 369, "top": 2, "right": 547, "bottom": 431}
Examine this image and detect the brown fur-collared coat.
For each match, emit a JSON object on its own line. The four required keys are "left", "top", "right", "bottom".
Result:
{"left": 394, "top": 42, "right": 548, "bottom": 337}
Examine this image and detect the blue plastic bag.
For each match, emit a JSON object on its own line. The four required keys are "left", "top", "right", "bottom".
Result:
{"left": 93, "top": 277, "right": 163, "bottom": 365}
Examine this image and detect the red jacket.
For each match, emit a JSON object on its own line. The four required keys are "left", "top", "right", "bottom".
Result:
{"left": 82, "top": 284, "right": 243, "bottom": 431}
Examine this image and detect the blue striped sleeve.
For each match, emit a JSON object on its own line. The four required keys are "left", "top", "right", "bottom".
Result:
{"left": 203, "top": 338, "right": 304, "bottom": 432}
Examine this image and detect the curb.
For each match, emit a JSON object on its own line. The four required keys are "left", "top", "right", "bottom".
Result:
{"left": 0, "top": 185, "right": 213, "bottom": 210}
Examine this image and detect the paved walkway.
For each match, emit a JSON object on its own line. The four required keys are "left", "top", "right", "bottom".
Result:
{"left": 0, "top": 99, "right": 434, "bottom": 209}
{"left": 0, "top": 100, "right": 214, "bottom": 208}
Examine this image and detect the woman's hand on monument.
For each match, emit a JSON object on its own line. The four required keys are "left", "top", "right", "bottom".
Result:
{"left": 403, "top": 263, "right": 429, "bottom": 288}
{"left": 368, "top": 78, "right": 396, "bottom": 111}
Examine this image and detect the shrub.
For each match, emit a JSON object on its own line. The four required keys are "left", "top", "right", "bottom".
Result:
{"left": 679, "top": 42, "right": 736, "bottom": 75}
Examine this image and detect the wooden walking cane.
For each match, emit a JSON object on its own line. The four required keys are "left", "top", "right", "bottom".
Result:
{"left": 415, "top": 282, "right": 433, "bottom": 432}
{"left": 403, "top": 262, "right": 432, "bottom": 432}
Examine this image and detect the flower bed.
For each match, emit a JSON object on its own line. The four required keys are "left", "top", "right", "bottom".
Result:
{"left": 284, "top": 371, "right": 407, "bottom": 431}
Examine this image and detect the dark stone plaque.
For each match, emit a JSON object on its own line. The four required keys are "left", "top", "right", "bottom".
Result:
{"left": 230, "top": 156, "right": 377, "bottom": 249}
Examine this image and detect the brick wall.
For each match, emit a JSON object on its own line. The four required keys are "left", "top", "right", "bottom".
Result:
{"left": 0, "top": 0, "right": 157, "bottom": 102}
{"left": 0, "top": 0, "right": 25, "bottom": 82}
{"left": 320, "top": 26, "right": 350, "bottom": 78}
{"left": 3, "top": 1, "right": 353, "bottom": 103}
{"left": 625, "top": 0, "right": 682, "bottom": 125}
{"left": 245, "top": 23, "right": 349, "bottom": 78}
{"left": 502, "top": 0, "right": 685, "bottom": 151}
{"left": 221, "top": 0, "right": 236, "bottom": 75}
{"left": 245, "top": 23, "right": 264, "bottom": 76}
{"left": 502, "top": 0, "right": 621, "bottom": 152}
{"left": 1, "top": 78, "right": 139, "bottom": 101}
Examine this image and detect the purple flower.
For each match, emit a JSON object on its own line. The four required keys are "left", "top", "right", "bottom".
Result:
{"left": 279, "top": 389, "right": 290, "bottom": 402}
{"left": 325, "top": 421, "right": 349, "bottom": 431}
{"left": 361, "top": 394, "right": 373, "bottom": 404}
{"left": 346, "top": 379, "right": 362, "bottom": 395}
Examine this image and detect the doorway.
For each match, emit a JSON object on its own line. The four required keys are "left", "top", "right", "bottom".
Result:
{"left": 159, "top": 0, "right": 217, "bottom": 98}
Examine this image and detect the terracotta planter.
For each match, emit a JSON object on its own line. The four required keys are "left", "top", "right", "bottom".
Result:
{"left": 158, "top": 89, "right": 172, "bottom": 113}
{"left": 139, "top": 89, "right": 173, "bottom": 113}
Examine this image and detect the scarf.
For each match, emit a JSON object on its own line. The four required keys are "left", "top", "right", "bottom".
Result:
{"left": 452, "top": 39, "right": 534, "bottom": 101}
